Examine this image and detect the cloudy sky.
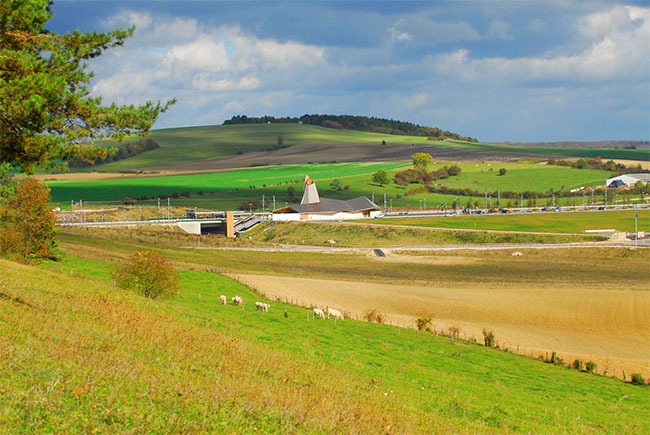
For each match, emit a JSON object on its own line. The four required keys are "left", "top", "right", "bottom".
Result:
{"left": 48, "top": 1, "right": 649, "bottom": 142}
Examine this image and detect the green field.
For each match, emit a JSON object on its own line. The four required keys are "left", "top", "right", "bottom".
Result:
{"left": 75, "top": 124, "right": 648, "bottom": 171}
{"left": 1, "top": 234, "right": 648, "bottom": 432}
{"left": 47, "top": 161, "right": 618, "bottom": 211}
{"left": 47, "top": 162, "right": 409, "bottom": 203}
{"left": 358, "top": 209, "right": 650, "bottom": 234}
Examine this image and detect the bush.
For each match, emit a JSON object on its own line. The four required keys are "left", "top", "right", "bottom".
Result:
{"left": 585, "top": 361, "right": 596, "bottom": 373}
{"left": 1, "top": 177, "right": 58, "bottom": 262}
{"left": 415, "top": 316, "right": 432, "bottom": 331}
{"left": 498, "top": 168, "right": 507, "bottom": 176}
{"left": 113, "top": 250, "right": 179, "bottom": 299}
{"left": 631, "top": 373, "right": 645, "bottom": 385}
{"left": 364, "top": 309, "right": 385, "bottom": 324}
{"left": 572, "top": 359, "right": 583, "bottom": 370}
{"left": 482, "top": 328, "right": 495, "bottom": 347}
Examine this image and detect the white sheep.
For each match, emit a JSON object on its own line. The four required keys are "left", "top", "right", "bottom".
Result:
{"left": 312, "top": 308, "right": 325, "bottom": 319}
{"left": 232, "top": 296, "right": 243, "bottom": 305}
{"left": 220, "top": 295, "right": 227, "bottom": 305}
{"left": 255, "top": 302, "right": 270, "bottom": 312}
{"left": 327, "top": 307, "right": 344, "bottom": 320}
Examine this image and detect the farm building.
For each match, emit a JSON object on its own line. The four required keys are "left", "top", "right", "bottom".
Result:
{"left": 273, "top": 175, "right": 381, "bottom": 221}
{"left": 605, "top": 173, "right": 650, "bottom": 188}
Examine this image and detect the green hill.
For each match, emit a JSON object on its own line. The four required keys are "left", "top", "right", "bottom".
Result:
{"left": 1, "top": 234, "right": 648, "bottom": 432}
{"left": 77, "top": 124, "right": 648, "bottom": 172}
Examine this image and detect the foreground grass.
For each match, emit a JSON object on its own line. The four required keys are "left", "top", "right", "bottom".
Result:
{"left": 2, "top": 253, "right": 646, "bottom": 433}
{"left": 358, "top": 209, "right": 650, "bottom": 234}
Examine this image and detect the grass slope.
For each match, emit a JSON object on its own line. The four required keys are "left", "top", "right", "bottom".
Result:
{"left": 356, "top": 209, "right": 650, "bottom": 234}
{"left": 83, "top": 124, "right": 648, "bottom": 172}
{"left": 90, "top": 124, "right": 433, "bottom": 171}
{"left": 2, "top": 249, "right": 647, "bottom": 433}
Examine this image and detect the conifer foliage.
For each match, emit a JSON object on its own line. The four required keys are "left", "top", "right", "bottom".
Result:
{"left": 0, "top": 0, "right": 174, "bottom": 172}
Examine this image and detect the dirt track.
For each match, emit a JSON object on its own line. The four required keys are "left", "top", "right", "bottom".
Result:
{"left": 233, "top": 272, "right": 650, "bottom": 379}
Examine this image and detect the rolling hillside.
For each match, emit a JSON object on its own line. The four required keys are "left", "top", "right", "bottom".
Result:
{"left": 1, "top": 235, "right": 647, "bottom": 432}
{"left": 80, "top": 124, "right": 648, "bottom": 173}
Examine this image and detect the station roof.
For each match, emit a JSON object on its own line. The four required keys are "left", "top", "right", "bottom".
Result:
{"left": 274, "top": 196, "right": 379, "bottom": 214}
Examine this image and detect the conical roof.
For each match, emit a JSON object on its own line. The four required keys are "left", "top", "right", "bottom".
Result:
{"left": 301, "top": 175, "right": 320, "bottom": 205}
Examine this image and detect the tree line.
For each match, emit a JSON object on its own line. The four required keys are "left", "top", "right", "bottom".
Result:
{"left": 68, "top": 139, "right": 160, "bottom": 168}
{"left": 223, "top": 114, "right": 478, "bottom": 142}
{"left": 547, "top": 157, "right": 649, "bottom": 175}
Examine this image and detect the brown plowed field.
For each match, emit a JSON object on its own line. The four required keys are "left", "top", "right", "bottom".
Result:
{"left": 148, "top": 143, "right": 532, "bottom": 172}
{"left": 233, "top": 273, "right": 650, "bottom": 379}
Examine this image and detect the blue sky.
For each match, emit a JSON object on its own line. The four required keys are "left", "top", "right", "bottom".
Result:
{"left": 48, "top": 1, "right": 649, "bottom": 142}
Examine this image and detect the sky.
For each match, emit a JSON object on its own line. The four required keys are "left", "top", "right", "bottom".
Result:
{"left": 47, "top": 1, "right": 650, "bottom": 143}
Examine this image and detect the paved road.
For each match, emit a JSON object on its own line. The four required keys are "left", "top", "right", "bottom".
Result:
{"left": 186, "top": 239, "right": 648, "bottom": 253}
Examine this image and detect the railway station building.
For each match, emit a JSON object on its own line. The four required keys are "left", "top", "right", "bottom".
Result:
{"left": 272, "top": 175, "right": 381, "bottom": 221}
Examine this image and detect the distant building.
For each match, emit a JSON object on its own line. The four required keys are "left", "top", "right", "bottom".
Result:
{"left": 273, "top": 175, "right": 381, "bottom": 221}
{"left": 605, "top": 173, "right": 650, "bottom": 188}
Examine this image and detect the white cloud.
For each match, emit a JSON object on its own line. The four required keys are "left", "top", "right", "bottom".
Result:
{"left": 431, "top": 5, "right": 650, "bottom": 83}
{"left": 527, "top": 18, "right": 546, "bottom": 32}
{"left": 192, "top": 75, "right": 260, "bottom": 91}
{"left": 252, "top": 39, "right": 325, "bottom": 69}
{"left": 224, "top": 100, "right": 245, "bottom": 113}
{"left": 162, "top": 38, "right": 231, "bottom": 72}
{"left": 405, "top": 93, "right": 428, "bottom": 109}
{"left": 387, "top": 16, "right": 480, "bottom": 44}
{"left": 488, "top": 19, "right": 513, "bottom": 40}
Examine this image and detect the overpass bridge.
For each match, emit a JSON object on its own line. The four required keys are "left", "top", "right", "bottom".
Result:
{"left": 59, "top": 210, "right": 268, "bottom": 238}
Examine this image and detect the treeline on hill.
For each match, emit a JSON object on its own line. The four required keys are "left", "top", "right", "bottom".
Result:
{"left": 223, "top": 114, "right": 478, "bottom": 142}
{"left": 547, "top": 157, "right": 649, "bottom": 174}
{"left": 68, "top": 139, "right": 160, "bottom": 168}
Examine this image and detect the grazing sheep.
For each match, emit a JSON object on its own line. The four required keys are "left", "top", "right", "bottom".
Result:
{"left": 220, "top": 295, "right": 227, "bottom": 305}
{"left": 255, "top": 302, "right": 270, "bottom": 312}
{"left": 511, "top": 251, "right": 523, "bottom": 257}
{"left": 327, "top": 308, "right": 344, "bottom": 320}
{"left": 232, "top": 296, "right": 243, "bottom": 305}
{"left": 312, "top": 308, "right": 325, "bottom": 319}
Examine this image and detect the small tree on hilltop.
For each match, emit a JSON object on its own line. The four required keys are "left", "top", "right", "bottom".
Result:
{"left": 372, "top": 170, "right": 389, "bottom": 187}
{"left": 411, "top": 153, "right": 433, "bottom": 171}
{"left": 498, "top": 168, "right": 507, "bottom": 176}
{"left": 113, "top": 250, "right": 179, "bottom": 299}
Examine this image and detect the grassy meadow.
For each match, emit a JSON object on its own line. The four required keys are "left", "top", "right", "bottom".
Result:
{"left": 85, "top": 124, "right": 434, "bottom": 171}
{"left": 47, "top": 162, "right": 409, "bottom": 204}
{"left": 79, "top": 124, "right": 648, "bottom": 171}
{"left": 247, "top": 221, "right": 601, "bottom": 247}
{"left": 46, "top": 161, "right": 619, "bottom": 211}
{"left": 354, "top": 209, "right": 650, "bottom": 234}
{"left": 1, "top": 230, "right": 648, "bottom": 432}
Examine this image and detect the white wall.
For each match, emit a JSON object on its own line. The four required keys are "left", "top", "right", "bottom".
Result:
{"left": 273, "top": 210, "right": 380, "bottom": 221}
{"left": 272, "top": 213, "right": 301, "bottom": 221}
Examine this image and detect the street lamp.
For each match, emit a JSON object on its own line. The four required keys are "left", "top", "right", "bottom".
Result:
{"left": 249, "top": 202, "right": 252, "bottom": 215}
